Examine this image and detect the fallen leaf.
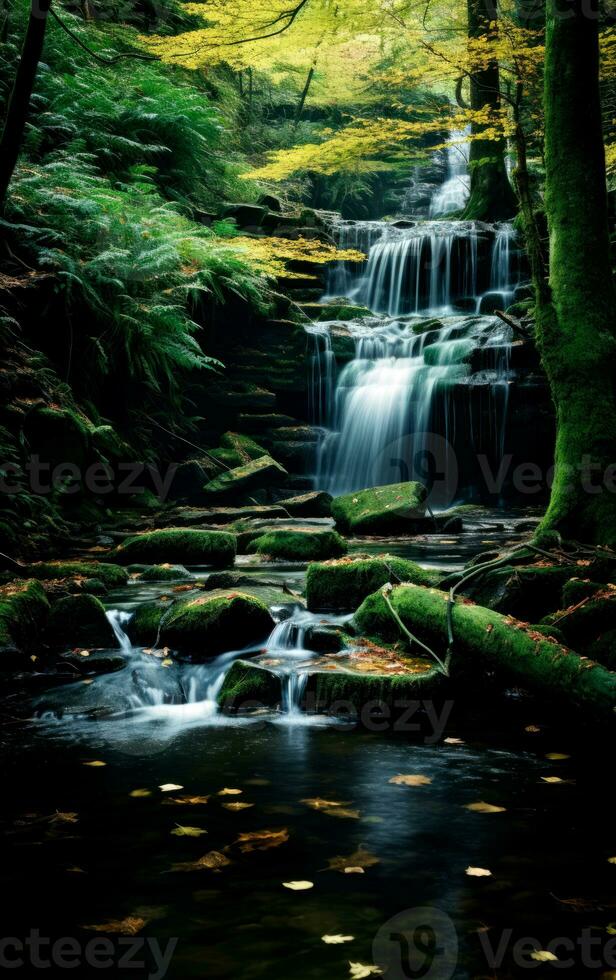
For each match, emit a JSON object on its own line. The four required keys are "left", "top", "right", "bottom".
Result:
{"left": 389, "top": 774, "right": 432, "bottom": 787}
{"left": 159, "top": 783, "right": 183, "bottom": 792}
{"left": 349, "top": 962, "right": 383, "bottom": 978}
{"left": 52, "top": 811, "right": 79, "bottom": 824}
{"left": 541, "top": 776, "right": 564, "bottom": 784}
{"left": 129, "top": 789, "right": 151, "bottom": 799}
{"left": 545, "top": 753, "right": 570, "bottom": 760}
{"left": 465, "top": 801, "right": 506, "bottom": 814}
{"left": 66, "top": 866, "right": 86, "bottom": 874}
{"left": 82, "top": 679, "right": 94, "bottom": 685}
{"left": 344, "top": 867, "right": 365, "bottom": 874}
{"left": 171, "top": 825, "right": 207, "bottom": 837}
{"left": 466, "top": 866, "right": 492, "bottom": 877}
{"left": 530, "top": 950, "right": 558, "bottom": 963}
{"left": 525, "top": 725, "right": 541, "bottom": 733}
{"left": 235, "top": 828, "right": 289, "bottom": 853}
{"left": 171, "top": 850, "right": 231, "bottom": 872}
{"left": 444, "top": 737, "right": 464, "bottom": 745}
{"left": 322, "top": 935, "right": 354, "bottom": 944}
{"left": 222, "top": 802, "right": 254, "bottom": 811}
{"left": 282, "top": 880, "right": 313, "bottom": 890}
{"left": 83, "top": 916, "right": 146, "bottom": 936}
{"left": 83, "top": 760, "right": 106, "bottom": 768}
{"left": 327, "top": 847, "right": 379, "bottom": 873}
{"left": 162, "top": 795, "right": 209, "bottom": 806}
{"left": 302, "top": 797, "right": 351, "bottom": 811}
{"left": 218, "top": 788, "right": 242, "bottom": 796}
{"left": 79, "top": 650, "right": 90, "bottom": 658}
{"left": 606, "top": 923, "right": 616, "bottom": 935}
{"left": 608, "top": 857, "right": 616, "bottom": 865}
{"left": 161, "top": 658, "right": 173, "bottom": 667}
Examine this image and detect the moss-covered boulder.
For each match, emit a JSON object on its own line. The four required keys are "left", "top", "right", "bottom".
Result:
{"left": 159, "top": 591, "right": 274, "bottom": 658}
{"left": 561, "top": 578, "right": 602, "bottom": 607}
{"left": 0, "top": 580, "right": 49, "bottom": 666}
{"left": 60, "top": 650, "right": 127, "bottom": 675}
{"left": 278, "top": 491, "right": 333, "bottom": 517}
{"left": 136, "top": 564, "right": 193, "bottom": 582}
{"left": 460, "top": 564, "right": 576, "bottom": 623}
{"left": 127, "top": 601, "right": 164, "bottom": 646}
{"left": 541, "top": 586, "right": 616, "bottom": 652}
{"left": 247, "top": 529, "right": 347, "bottom": 561}
{"left": 305, "top": 665, "right": 446, "bottom": 713}
{"left": 306, "top": 555, "right": 441, "bottom": 612}
{"left": 46, "top": 594, "right": 116, "bottom": 649}
{"left": 331, "top": 482, "right": 427, "bottom": 534}
{"left": 112, "top": 529, "right": 236, "bottom": 567}
{"left": 26, "top": 561, "right": 128, "bottom": 589}
{"left": 203, "top": 455, "right": 288, "bottom": 501}
{"left": 587, "top": 631, "right": 616, "bottom": 669}
{"left": 218, "top": 659, "right": 281, "bottom": 710}
{"left": 210, "top": 432, "right": 269, "bottom": 470}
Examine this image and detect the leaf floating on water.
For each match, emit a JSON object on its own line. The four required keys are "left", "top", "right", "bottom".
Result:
{"left": 444, "top": 737, "right": 464, "bottom": 745}
{"left": 322, "top": 935, "right": 354, "bottom": 944}
{"left": 235, "top": 828, "right": 289, "bottom": 853}
{"left": 163, "top": 795, "right": 209, "bottom": 806}
{"left": 222, "top": 802, "right": 254, "bottom": 811}
{"left": 83, "top": 760, "right": 106, "bottom": 768}
{"left": 530, "top": 950, "right": 559, "bottom": 963}
{"left": 607, "top": 857, "right": 616, "bottom": 865}
{"left": 545, "top": 753, "right": 570, "bottom": 760}
{"left": 388, "top": 774, "right": 432, "bottom": 787}
{"left": 282, "top": 880, "right": 314, "bottom": 891}
{"left": 79, "top": 650, "right": 90, "bottom": 658}
{"left": 218, "top": 788, "right": 243, "bottom": 796}
{"left": 606, "top": 923, "right": 616, "bottom": 936}
{"left": 244, "top": 777, "right": 270, "bottom": 786}
{"left": 66, "top": 866, "right": 86, "bottom": 874}
{"left": 302, "top": 797, "right": 351, "bottom": 811}
{"left": 541, "top": 776, "right": 564, "bottom": 784}
{"left": 171, "top": 825, "right": 207, "bottom": 837}
{"left": 324, "top": 807, "right": 360, "bottom": 819}
{"left": 348, "top": 962, "right": 383, "bottom": 978}
{"left": 161, "top": 658, "right": 173, "bottom": 667}
{"left": 83, "top": 916, "right": 146, "bottom": 936}
{"left": 465, "top": 801, "right": 506, "bottom": 814}
{"left": 52, "top": 811, "right": 79, "bottom": 824}
{"left": 159, "top": 783, "right": 183, "bottom": 792}
{"left": 171, "top": 850, "right": 231, "bottom": 872}
{"left": 82, "top": 678, "right": 94, "bottom": 685}
{"left": 525, "top": 724, "right": 541, "bottom": 733}
{"left": 328, "top": 847, "right": 379, "bottom": 873}
{"left": 465, "top": 866, "right": 492, "bottom": 877}
{"left": 129, "top": 789, "right": 152, "bottom": 799}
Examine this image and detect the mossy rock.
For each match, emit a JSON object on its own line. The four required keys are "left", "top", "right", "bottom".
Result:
{"left": 203, "top": 455, "right": 288, "bottom": 501}
{"left": 216, "top": 432, "right": 268, "bottom": 467}
{"left": 331, "top": 482, "right": 427, "bottom": 534}
{"left": 159, "top": 591, "right": 274, "bottom": 658}
{"left": 90, "top": 424, "right": 131, "bottom": 461}
{"left": 541, "top": 587, "right": 616, "bottom": 651}
{"left": 136, "top": 564, "right": 193, "bottom": 582}
{"left": 561, "top": 578, "right": 602, "bottom": 607}
{"left": 0, "top": 579, "right": 50, "bottom": 666}
{"left": 217, "top": 659, "right": 281, "bottom": 710}
{"left": 247, "top": 529, "right": 348, "bottom": 561}
{"left": 26, "top": 561, "right": 128, "bottom": 589}
{"left": 278, "top": 491, "right": 333, "bottom": 517}
{"left": 127, "top": 602, "right": 164, "bottom": 646}
{"left": 305, "top": 665, "right": 447, "bottom": 713}
{"left": 306, "top": 554, "right": 441, "bottom": 612}
{"left": 112, "top": 529, "right": 236, "bottom": 567}
{"left": 461, "top": 565, "right": 576, "bottom": 623}
{"left": 587, "top": 630, "right": 616, "bottom": 669}
{"left": 46, "top": 594, "right": 116, "bottom": 649}
{"left": 59, "top": 650, "right": 127, "bottom": 675}
{"left": 301, "top": 302, "right": 372, "bottom": 321}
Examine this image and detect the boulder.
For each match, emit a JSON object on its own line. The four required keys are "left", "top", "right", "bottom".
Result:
{"left": 0, "top": 580, "right": 49, "bottom": 667}
{"left": 210, "top": 432, "right": 269, "bottom": 470}
{"left": 247, "top": 529, "right": 348, "bottom": 561}
{"left": 60, "top": 650, "right": 127, "bottom": 675}
{"left": 136, "top": 564, "right": 193, "bottom": 582}
{"left": 222, "top": 203, "right": 267, "bottom": 227}
{"left": 46, "top": 594, "right": 116, "bottom": 649}
{"left": 203, "top": 456, "right": 288, "bottom": 502}
{"left": 112, "top": 529, "right": 236, "bottom": 566}
{"left": 159, "top": 591, "right": 274, "bottom": 658}
{"left": 127, "top": 601, "right": 164, "bottom": 646}
{"left": 218, "top": 659, "right": 281, "bottom": 710}
{"left": 331, "top": 482, "right": 427, "bottom": 534}
{"left": 306, "top": 554, "right": 441, "bottom": 612}
{"left": 278, "top": 491, "right": 333, "bottom": 517}
{"left": 461, "top": 565, "right": 576, "bottom": 623}
{"left": 26, "top": 561, "right": 128, "bottom": 589}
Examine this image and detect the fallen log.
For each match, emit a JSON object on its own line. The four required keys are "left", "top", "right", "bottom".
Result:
{"left": 354, "top": 584, "right": 616, "bottom": 718}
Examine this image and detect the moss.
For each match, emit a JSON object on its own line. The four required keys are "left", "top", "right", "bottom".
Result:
{"left": 306, "top": 554, "right": 440, "bottom": 612}
{"left": 462, "top": 564, "right": 576, "bottom": 622}
{"left": 301, "top": 302, "right": 373, "bottom": 321}
{"left": 0, "top": 580, "right": 49, "bottom": 664}
{"left": 127, "top": 601, "right": 164, "bottom": 646}
{"left": 112, "top": 528, "right": 236, "bottom": 566}
{"left": 121, "top": 489, "right": 161, "bottom": 512}
{"left": 47, "top": 594, "right": 116, "bottom": 649}
{"left": 354, "top": 584, "right": 616, "bottom": 716}
{"left": 247, "top": 529, "right": 348, "bottom": 561}
{"left": 217, "top": 659, "right": 281, "bottom": 710}
{"left": 203, "top": 455, "right": 288, "bottom": 500}
{"left": 541, "top": 588, "right": 616, "bottom": 651}
{"left": 331, "top": 482, "right": 427, "bottom": 534}
{"left": 529, "top": 623, "right": 566, "bottom": 644}
{"left": 587, "top": 631, "right": 616, "bottom": 670}
{"left": 305, "top": 665, "right": 446, "bottom": 712}
{"left": 278, "top": 491, "right": 333, "bottom": 518}
{"left": 160, "top": 591, "right": 274, "bottom": 658}
{"left": 26, "top": 561, "right": 128, "bottom": 589}
{"left": 561, "top": 578, "right": 602, "bottom": 607}
{"left": 136, "top": 564, "right": 193, "bottom": 582}
{"left": 505, "top": 300, "right": 534, "bottom": 319}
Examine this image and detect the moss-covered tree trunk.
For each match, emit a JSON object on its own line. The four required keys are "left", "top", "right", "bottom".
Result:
{"left": 461, "top": 0, "right": 517, "bottom": 221}
{"left": 535, "top": 0, "right": 616, "bottom": 547}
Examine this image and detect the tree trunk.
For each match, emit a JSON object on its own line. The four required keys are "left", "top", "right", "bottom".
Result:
{"left": 294, "top": 64, "right": 315, "bottom": 129}
{"left": 534, "top": 0, "right": 616, "bottom": 547}
{"left": 461, "top": 0, "right": 517, "bottom": 221}
{"left": 0, "top": 0, "right": 52, "bottom": 210}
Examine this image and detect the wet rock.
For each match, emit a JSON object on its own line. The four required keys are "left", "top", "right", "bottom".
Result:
{"left": 60, "top": 650, "right": 127, "bottom": 674}
{"left": 135, "top": 564, "right": 193, "bottom": 582}
{"left": 203, "top": 456, "right": 288, "bottom": 502}
{"left": 278, "top": 491, "right": 333, "bottom": 518}
{"left": 247, "top": 529, "right": 348, "bottom": 561}
{"left": 461, "top": 565, "right": 574, "bottom": 623}
{"left": 127, "top": 602, "right": 163, "bottom": 646}
{"left": 161, "top": 504, "right": 288, "bottom": 527}
{"left": 26, "top": 561, "right": 128, "bottom": 589}
{"left": 218, "top": 659, "right": 281, "bottom": 710}
{"left": 0, "top": 580, "right": 50, "bottom": 668}
{"left": 160, "top": 591, "right": 274, "bottom": 658}
{"left": 304, "top": 624, "right": 348, "bottom": 653}
{"left": 306, "top": 554, "right": 441, "bottom": 612}
{"left": 112, "top": 529, "right": 236, "bottom": 566}
{"left": 331, "top": 482, "right": 427, "bottom": 535}
{"left": 46, "top": 594, "right": 116, "bottom": 649}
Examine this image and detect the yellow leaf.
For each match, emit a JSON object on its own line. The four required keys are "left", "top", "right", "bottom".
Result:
{"left": 83, "top": 916, "right": 146, "bottom": 936}
{"left": 52, "top": 811, "right": 79, "bottom": 824}
{"left": 465, "top": 866, "right": 492, "bottom": 877}
{"left": 389, "top": 774, "right": 432, "bottom": 787}
{"left": 171, "top": 825, "right": 207, "bottom": 837}
{"left": 163, "top": 795, "right": 209, "bottom": 806}
{"left": 545, "top": 753, "right": 570, "bottom": 760}
{"left": 83, "top": 760, "right": 106, "bottom": 768}
{"left": 465, "top": 801, "right": 506, "bottom": 814}
{"left": 129, "top": 789, "right": 152, "bottom": 799}
{"left": 530, "top": 950, "right": 558, "bottom": 962}
{"left": 301, "top": 797, "right": 351, "bottom": 810}
{"left": 328, "top": 847, "right": 379, "bottom": 873}
{"left": 525, "top": 725, "right": 541, "bottom": 733}
{"left": 159, "top": 783, "right": 183, "bottom": 792}
{"left": 161, "top": 658, "right": 173, "bottom": 667}
{"left": 222, "top": 802, "right": 254, "bottom": 811}
{"left": 444, "top": 737, "right": 464, "bottom": 744}
{"left": 541, "top": 776, "right": 564, "bottom": 784}
{"left": 344, "top": 867, "right": 365, "bottom": 874}
{"left": 235, "top": 828, "right": 289, "bottom": 853}
{"left": 79, "top": 650, "right": 90, "bottom": 658}
{"left": 218, "top": 787, "right": 242, "bottom": 796}
{"left": 348, "top": 962, "right": 383, "bottom": 978}
{"left": 282, "top": 880, "right": 314, "bottom": 890}
{"left": 607, "top": 856, "right": 616, "bottom": 864}
{"left": 322, "top": 935, "right": 354, "bottom": 944}
{"left": 171, "top": 850, "right": 231, "bottom": 872}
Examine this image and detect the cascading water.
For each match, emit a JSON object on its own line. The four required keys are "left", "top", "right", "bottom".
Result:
{"left": 429, "top": 129, "right": 471, "bottom": 217}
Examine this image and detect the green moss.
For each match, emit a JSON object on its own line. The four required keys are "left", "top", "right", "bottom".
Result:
{"left": 541, "top": 588, "right": 616, "bottom": 651}
{"left": 561, "top": 578, "right": 602, "bottom": 607}
{"left": 462, "top": 564, "right": 575, "bottom": 622}
{"left": 0, "top": 580, "right": 49, "bottom": 662}
{"left": 331, "top": 482, "right": 427, "bottom": 534}
{"left": 160, "top": 590, "right": 274, "bottom": 657}
{"left": 137, "top": 564, "right": 193, "bottom": 582}
{"left": 217, "top": 659, "right": 281, "bottom": 709}
{"left": 587, "top": 631, "right": 616, "bottom": 669}
{"left": 301, "top": 302, "right": 373, "bottom": 321}
{"left": 305, "top": 665, "right": 446, "bottom": 712}
{"left": 203, "top": 455, "right": 287, "bottom": 500}
{"left": 278, "top": 491, "right": 333, "bottom": 517}
{"left": 26, "top": 561, "right": 128, "bottom": 589}
{"left": 127, "top": 601, "right": 164, "bottom": 646}
{"left": 306, "top": 554, "right": 440, "bottom": 612}
{"left": 47, "top": 594, "right": 116, "bottom": 649}
{"left": 112, "top": 528, "right": 236, "bottom": 566}
{"left": 247, "top": 529, "right": 348, "bottom": 561}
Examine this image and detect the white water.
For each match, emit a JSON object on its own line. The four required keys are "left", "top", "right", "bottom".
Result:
{"left": 430, "top": 129, "right": 471, "bottom": 217}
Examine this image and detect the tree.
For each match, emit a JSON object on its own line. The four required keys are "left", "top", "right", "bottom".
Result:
{"left": 534, "top": 0, "right": 616, "bottom": 546}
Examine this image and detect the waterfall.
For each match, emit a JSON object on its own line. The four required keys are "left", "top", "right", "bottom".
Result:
{"left": 106, "top": 609, "right": 133, "bottom": 653}
{"left": 307, "top": 325, "right": 336, "bottom": 427}
{"left": 429, "top": 129, "right": 471, "bottom": 217}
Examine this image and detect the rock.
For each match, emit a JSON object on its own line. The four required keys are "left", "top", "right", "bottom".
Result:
{"left": 46, "top": 594, "right": 116, "bottom": 649}
{"left": 218, "top": 659, "right": 281, "bottom": 710}
{"left": 257, "top": 193, "right": 282, "bottom": 212}
{"left": 306, "top": 554, "right": 441, "bottom": 612}
{"left": 236, "top": 413, "right": 296, "bottom": 433}
{"left": 461, "top": 565, "right": 576, "bottom": 623}
{"left": 587, "top": 630, "right": 616, "bottom": 669}
{"left": 0, "top": 580, "right": 49, "bottom": 667}
{"left": 159, "top": 591, "right": 274, "bottom": 658}
{"left": 168, "top": 458, "right": 221, "bottom": 501}
{"left": 331, "top": 482, "right": 427, "bottom": 534}
{"left": 136, "top": 564, "right": 193, "bottom": 582}
{"left": 222, "top": 203, "right": 267, "bottom": 228}
{"left": 247, "top": 529, "right": 348, "bottom": 561}
{"left": 561, "top": 578, "right": 602, "bottom": 607}
{"left": 23, "top": 406, "right": 91, "bottom": 472}
{"left": 211, "top": 432, "right": 270, "bottom": 470}
{"left": 26, "top": 561, "right": 129, "bottom": 589}
{"left": 303, "top": 624, "right": 347, "bottom": 653}
{"left": 278, "top": 491, "right": 333, "bottom": 517}
{"left": 60, "top": 650, "right": 127, "bottom": 674}
{"left": 203, "top": 455, "right": 288, "bottom": 502}
{"left": 304, "top": 665, "right": 446, "bottom": 714}
{"left": 299, "top": 302, "right": 372, "bottom": 322}
{"left": 112, "top": 529, "right": 236, "bottom": 566}
{"left": 127, "top": 602, "right": 163, "bottom": 645}
{"left": 161, "top": 504, "right": 288, "bottom": 527}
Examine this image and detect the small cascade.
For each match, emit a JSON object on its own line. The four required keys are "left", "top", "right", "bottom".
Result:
{"left": 307, "top": 325, "right": 336, "bottom": 427}
{"left": 106, "top": 609, "right": 133, "bottom": 653}
{"left": 281, "top": 672, "right": 309, "bottom": 717}
{"left": 429, "top": 129, "right": 471, "bottom": 217}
